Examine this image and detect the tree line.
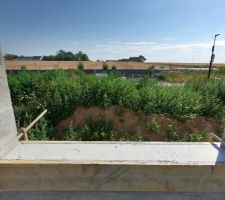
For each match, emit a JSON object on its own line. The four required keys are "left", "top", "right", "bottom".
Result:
{"left": 118, "top": 55, "right": 146, "bottom": 62}
{"left": 4, "top": 54, "right": 18, "bottom": 60}
{"left": 5, "top": 51, "right": 147, "bottom": 62}
{"left": 42, "top": 50, "right": 90, "bottom": 61}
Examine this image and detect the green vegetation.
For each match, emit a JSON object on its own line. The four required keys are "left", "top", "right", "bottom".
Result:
{"left": 186, "top": 78, "right": 225, "bottom": 119}
{"left": 146, "top": 66, "right": 154, "bottom": 76}
{"left": 77, "top": 62, "right": 84, "bottom": 70}
{"left": 117, "top": 132, "right": 143, "bottom": 141}
{"left": 63, "top": 118, "right": 143, "bottom": 141}
{"left": 64, "top": 122, "right": 79, "bottom": 141}
{"left": 102, "top": 63, "right": 109, "bottom": 71}
{"left": 4, "top": 53, "right": 18, "bottom": 60}
{"left": 42, "top": 50, "right": 90, "bottom": 61}
{"left": 118, "top": 55, "right": 146, "bottom": 62}
{"left": 111, "top": 65, "right": 117, "bottom": 71}
{"left": 159, "top": 68, "right": 225, "bottom": 83}
{"left": 20, "top": 65, "right": 27, "bottom": 70}
{"left": 147, "top": 118, "right": 161, "bottom": 134}
{"left": 182, "top": 132, "right": 208, "bottom": 142}
{"left": 81, "top": 119, "right": 115, "bottom": 141}
{"left": 166, "top": 123, "right": 179, "bottom": 141}
{"left": 7, "top": 70, "right": 225, "bottom": 140}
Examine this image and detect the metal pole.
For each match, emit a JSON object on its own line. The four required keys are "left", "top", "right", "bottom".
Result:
{"left": 208, "top": 34, "right": 220, "bottom": 79}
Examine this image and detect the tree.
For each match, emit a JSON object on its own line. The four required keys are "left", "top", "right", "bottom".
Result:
{"left": 102, "top": 63, "right": 109, "bottom": 71}
{"left": 78, "top": 62, "right": 84, "bottom": 70}
{"left": 118, "top": 55, "right": 147, "bottom": 62}
{"left": 4, "top": 54, "right": 18, "bottom": 60}
{"left": 80, "top": 53, "right": 89, "bottom": 61}
{"left": 42, "top": 50, "right": 90, "bottom": 61}
{"left": 138, "top": 55, "right": 147, "bottom": 62}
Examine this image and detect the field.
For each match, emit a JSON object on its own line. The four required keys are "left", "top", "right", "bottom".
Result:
{"left": 7, "top": 69, "right": 225, "bottom": 142}
{"left": 5, "top": 61, "right": 149, "bottom": 70}
{"left": 5, "top": 60, "right": 225, "bottom": 70}
{"left": 159, "top": 68, "right": 225, "bottom": 83}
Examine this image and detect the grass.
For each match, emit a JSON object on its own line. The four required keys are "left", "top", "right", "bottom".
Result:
{"left": 159, "top": 68, "right": 225, "bottom": 83}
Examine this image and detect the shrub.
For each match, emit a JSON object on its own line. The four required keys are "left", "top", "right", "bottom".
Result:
{"left": 81, "top": 119, "right": 115, "bottom": 141}
{"left": 77, "top": 62, "right": 84, "bottom": 70}
{"left": 166, "top": 123, "right": 179, "bottom": 141}
{"left": 146, "top": 66, "right": 154, "bottom": 76}
{"left": 64, "top": 122, "right": 79, "bottom": 141}
{"left": 21, "top": 65, "right": 27, "bottom": 70}
{"left": 102, "top": 63, "right": 109, "bottom": 71}
{"left": 117, "top": 132, "right": 143, "bottom": 141}
{"left": 111, "top": 65, "right": 117, "bottom": 71}
{"left": 28, "top": 118, "right": 54, "bottom": 141}
{"left": 186, "top": 78, "right": 225, "bottom": 119}
{"left": 139, "top": 85, "right": 203, "bottom": 121}
{"left": 147, "top": 118, "right": 160, "bottom": 134}
{"left": 182, "top": 133, "right": 208, "bottom": 142}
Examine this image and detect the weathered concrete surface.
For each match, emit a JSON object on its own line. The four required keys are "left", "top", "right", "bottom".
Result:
{"left": 0, "top": 51, "right": 18, "bottom": 158}
{"left": 3, "top": 142, "right": 225, "bottom": 165}
{"left": 1, "top": 163, "right": 225, "bottom": 193}
{"left": 0, "top": 192, "right": 225, "bottom": 200}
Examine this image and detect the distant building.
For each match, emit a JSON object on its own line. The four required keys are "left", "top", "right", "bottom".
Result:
{"left": 16, "top": 56, "right": 42, "bottom": 61}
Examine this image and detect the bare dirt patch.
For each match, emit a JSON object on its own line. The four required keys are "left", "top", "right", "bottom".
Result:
{"left": 56, "top": 106, "right": 220, "bottom": 141}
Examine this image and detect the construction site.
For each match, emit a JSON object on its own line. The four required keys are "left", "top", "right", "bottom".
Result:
{"left": 1, "top": 44, "right": 225, "bottom": 199}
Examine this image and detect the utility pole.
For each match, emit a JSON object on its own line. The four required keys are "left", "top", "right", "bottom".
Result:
{"left": 208, "top": 34, "right": 221, "bottom": 79}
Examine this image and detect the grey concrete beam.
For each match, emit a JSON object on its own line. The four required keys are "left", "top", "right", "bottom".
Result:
{"left": 0, "top": 50, "right": 18, "bottom": 158}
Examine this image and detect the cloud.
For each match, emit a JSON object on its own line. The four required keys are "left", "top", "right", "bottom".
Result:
{"left": 124, "top": 42, "right": 157, "bottom": 46}
{"left": 71, "top": 42, "right": 79, "bottom": 45}
{"left": 86, "top": 40, "right": 225, "bottom": 62}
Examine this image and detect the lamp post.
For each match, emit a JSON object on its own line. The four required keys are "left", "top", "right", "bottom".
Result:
{"left": 208, "top": 34, "right": 221, "bottom": 79}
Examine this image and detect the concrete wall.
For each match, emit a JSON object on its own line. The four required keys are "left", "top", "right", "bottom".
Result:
{"left": 0, "top": 50, "right": 18, "bottom": 158}
{"left": 0, "top": 192, "right": 225, "bottom": 200}
{"left": 0, "top": 163, "right": 225, "bottom": 193}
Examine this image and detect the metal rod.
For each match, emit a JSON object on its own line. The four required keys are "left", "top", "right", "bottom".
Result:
{"left": 208, "top": 34, "right": 221, "bottom": 79}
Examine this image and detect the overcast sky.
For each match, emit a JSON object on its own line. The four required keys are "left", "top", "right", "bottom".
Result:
{"left": 0, "top": 0, "right": 225, "bottom": 62}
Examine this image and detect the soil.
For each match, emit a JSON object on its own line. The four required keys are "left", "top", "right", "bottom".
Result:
{"left": 56, "top": 106, "right": 221, "bottom": 141}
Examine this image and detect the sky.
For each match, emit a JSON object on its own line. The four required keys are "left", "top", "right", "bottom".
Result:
{"left": 0, "top": 0, "right": 225, "bottom": 62}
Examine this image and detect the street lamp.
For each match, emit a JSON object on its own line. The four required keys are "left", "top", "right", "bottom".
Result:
{"left": 208, "top": 34, "right": 221, "bottom": 79}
